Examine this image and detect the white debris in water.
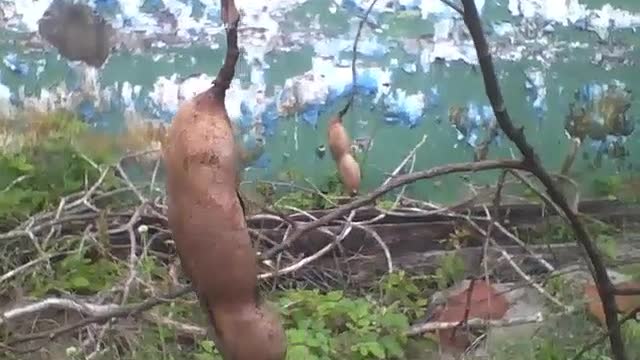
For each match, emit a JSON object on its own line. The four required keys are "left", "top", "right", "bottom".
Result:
{"left": 508, "top": 0, "right": 640, "bottom": 39}
{"left": 419, "top": 0, "right": 485, "bottom": 19}
{"left": 493, "top": 22, "right": 516, "bottom": 36}
{"left": 524, "top": 67, "right": 547, "bottom": 122}
{"left": 0, "top": 79, "right": 13, "bottom": 118}
{"left": 419, "top": 18, "right": 479, "bottom": 70}
{"left": 148, "top": 74, "right": 181, "bottom": 115}
{"left": 2, "top": 0, "right": 53, "bottom": 32}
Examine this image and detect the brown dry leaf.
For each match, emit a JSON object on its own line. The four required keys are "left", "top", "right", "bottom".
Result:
{"left": 584, "top": 281, "right": 640, "bottom": 326}
{"left": 431, "top": 280, "right": 509, "bottom": 351}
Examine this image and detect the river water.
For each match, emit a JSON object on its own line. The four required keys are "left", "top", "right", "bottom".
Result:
{"left": 0, "top": 0, "right": 639, "bottom": 202}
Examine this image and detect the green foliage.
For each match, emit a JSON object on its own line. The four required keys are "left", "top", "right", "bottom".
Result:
{"left": 272, "top": 171, "right": 345, "bottom": 211}
{"left": 378, "top": 271, "right": 428, "bottom": 319}
{"left": 0, "top": 112, "right": 119, "bottom": 227}
{"left": 618, "top": 263, "right": 640, "bottom": 281}
{"left": 435, "top": 253, "right": 466, "bottom": 290}
{"left": 277, "top": 289, "right": 411, "bottom": 359}
{"left": 594, "top": 233, "right": 618, "bottom": 262}
{"left": 376, "top": 200, "right": 396, "bottom": 211}
{"left": 27, "top": 250, "right": 123, "bottom": 296}
{"left": 592, "top": 175, "right": 623, "bottom": 199}
{"left": 193, "top": 340, "right": 223, "bottom": 360}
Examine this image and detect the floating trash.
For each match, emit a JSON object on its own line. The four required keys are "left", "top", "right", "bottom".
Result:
{"left": 565, "top": 80, "right": 634, "bottom": 142}
{"left": 449, "top": 103, "right": 499, "bottom": 160}
{"left": 563, "top": 81, "right": 634, "bottom": 171}
{"left": 2, "top": 53, "right": 29, "bottom": 75}
{"left": 524, "top": 67, "right": 547, "bottom": 123}
{"left": 316, "top": 144, "right": 326, "bottom": 159}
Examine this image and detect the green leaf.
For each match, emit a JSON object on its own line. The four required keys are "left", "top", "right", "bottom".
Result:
{"left": 380, "top": 335, "right": 405, "bottom": 357}
{"left": 199, "top": 340, "right": 215, "bottom": 353}
{"left": 380, "top": 312, "right": 409, "bottom": 330}
{"left": 286, "top": 345, "right": 316, "bottom": 360}
{"left": 70, "top": 276, "right": 90, "bottom": 289}
{"left": 367, "top": 342, "right": 386, "bottom": 359}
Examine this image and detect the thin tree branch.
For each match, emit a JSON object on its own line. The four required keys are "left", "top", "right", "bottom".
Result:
{"left": 339, "top": 0, "right": 380, "bottom": 117}
{"left": 459, "top": 1, "right": 626, "bottom": 358}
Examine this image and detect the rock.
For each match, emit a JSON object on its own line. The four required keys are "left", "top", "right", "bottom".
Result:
{"left": 429, "top": 280, "right": 509, "bottom": 354}
{"left": 558, "top": 264, "right": 632, "bottom": 286}
{"left": 482, "top": 284, "right": 547, "bottom": 355}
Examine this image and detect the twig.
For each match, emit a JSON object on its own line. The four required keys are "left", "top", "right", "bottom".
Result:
{"left": 451, "top": 278, "right": 476, "bottom": 340}
{"left": 120, "top": 227, "right": 139, "bottom": 305}
{"left": 4, "top": 286, "right": 194, "bottom": 346}
{"left": 508, "top": 169, "right": 563, "bottom": 216}
{"left": 382, "top": 134, "right": 428, "bottom": 187}
{"left": 116, "top": 163, "right": 147, "bottom": 204}
{"left": 466, "top": 217, "right": 571, "bottom": 312}
{"left": 406, "top": 312, "right": 544, "bottom": 335}
{"left": 392, "top": 153, "right": 416, "bottom": 208}
{"left": 351, "top": 223, "right": 393, "bottom": 273}
{"left": 339, "top": 0, "right": 380, "bottom": 117}
{"left": 0, "top": 251, "right": 72, "bottom": 284}
{"left": 459, "top": 1, "right": 625, "bottom": 357}
{"left": 493, "top": 222, "right": 555, "bottom": 272}
{"left": 1, "top": 175, "right": 31, "bottom": 193}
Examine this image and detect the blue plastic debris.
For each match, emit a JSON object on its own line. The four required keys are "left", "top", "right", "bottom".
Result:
{"left": 239, "top": 100, "right": 255, "bottom": 130}
{"left": 3, "top": 53, "right": 29, "bottom": 76}
{"left": 261, "top": 102, "right": 279, "bottom": 137}
{"left": 381, "top": 89, "right": 426, "bottom": 128}
{"left": 77, "top": 99, "right": 101, "bottom": 123}
{"left": 428, "top": 86, "right": 440, "bottom": 108}
{"left": 356, "top": 69, "right": 383, "bottom": 95}
{"left": 252, "top": 153, "right": 272, "bottom": 169}
{"left": 301, "top": 103, "right": 324, "bottom": 127}
{"left": 141, "top": 0, "right": 165, "bottom": 12}
{"left": 93, "top": 0, "right": 121, "bottom": 15}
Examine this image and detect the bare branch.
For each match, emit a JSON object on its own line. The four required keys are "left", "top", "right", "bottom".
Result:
{"left": 459, "top": 1, "right": 626, "bottom": 357}
{"left": 339, "top": 0, "right": 380, "bottom": 117}
{"left": 407, "top": 312, "right": 544, "bottom": 335}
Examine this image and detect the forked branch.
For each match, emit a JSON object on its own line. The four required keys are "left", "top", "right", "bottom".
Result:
{"left": 459, "top": 1, "right": 626, "bottom": 358}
